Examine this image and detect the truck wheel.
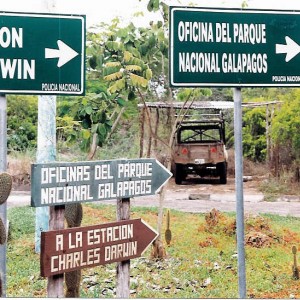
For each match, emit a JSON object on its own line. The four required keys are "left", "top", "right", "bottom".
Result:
{"left": 218, "top": 162, "right": 227, "bottom": 184}
{"left": 175, "top": 164, "right": 184, "bottom": 184}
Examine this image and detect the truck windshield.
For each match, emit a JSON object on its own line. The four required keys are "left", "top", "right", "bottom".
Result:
{"left": 178, "top": 125, "right": 221, "bottom": 143}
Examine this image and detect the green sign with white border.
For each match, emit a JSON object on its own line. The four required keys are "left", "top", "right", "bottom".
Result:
{"left": 170, "top": 7, "right": 300, "bottom": 87}
{"left": 0, "top": 12, "right": 85, "bottom": 95}
{"left": 31, "top": 158, "right": 172, "bottom": 207}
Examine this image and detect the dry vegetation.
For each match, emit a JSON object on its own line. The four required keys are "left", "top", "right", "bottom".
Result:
{"left": 7, "top": 153, "right": 33, "bottom": 190}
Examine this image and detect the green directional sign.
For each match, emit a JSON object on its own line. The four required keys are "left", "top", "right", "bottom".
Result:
{"left": 31, "top": 158, "right": 172, "bottom": 207}
{"left": 0, "top": 12, "right": 85, "bottom": 95}
{"left": 170, "top": 7, "right": 300, "bottom": 87}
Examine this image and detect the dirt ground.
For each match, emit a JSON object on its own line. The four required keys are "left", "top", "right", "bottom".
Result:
{"left": 165, "top": 174, "right": 264, "bottom": 195}
{"left": 8, "top": 174, "right": 300, "bottom": 217}
{"left": 127, "top": 174, "right": 300, "bottom": 217}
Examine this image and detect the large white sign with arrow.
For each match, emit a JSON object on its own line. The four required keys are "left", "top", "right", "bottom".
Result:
{"left": 0, "top": 12, "right": 85, "bottom": 95}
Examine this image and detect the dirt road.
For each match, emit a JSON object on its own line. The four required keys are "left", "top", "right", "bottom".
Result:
{"left": 7, "top": 176, "right": 300, "bottom": 217}
{"left": 129, "top": 176, "right": 300, "bottom": 217}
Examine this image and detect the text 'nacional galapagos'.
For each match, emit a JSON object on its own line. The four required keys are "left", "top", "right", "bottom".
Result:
{"left": 177, "top": 21, "right": 267, "bottom": 74}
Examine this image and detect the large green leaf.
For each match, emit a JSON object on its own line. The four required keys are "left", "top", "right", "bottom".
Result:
{"left": 106, "top": 41, "right": 123, "bottom": 51}
{"left": 147, "top": 0, "right": 160, "bottom": 12}
{"left": 130, "top": 73, "right": 148, "bottom": 88}
{"left": 125, "top": 65, "right": 142, "bottom": 72}
{"left": 82, "top": 129, "right": 91, "bottom": 140}
{"left": 108, "top": 78, "right": 126, "bottom": 94}
{"left": 116, "top": 97, "right": 126, "bottom": 107}
{"left": 85, "top": 106, "right": 93, "bottom": 115}
{"left": 104, "top": 71, "right": 123, "bottom": 81}
{"left": 98, "top": 123, "right": 107, "bottom": 136}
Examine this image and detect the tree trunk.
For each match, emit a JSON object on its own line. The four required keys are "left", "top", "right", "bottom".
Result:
{"left": 87, "top": 133, "right": 98, "bottom": 160}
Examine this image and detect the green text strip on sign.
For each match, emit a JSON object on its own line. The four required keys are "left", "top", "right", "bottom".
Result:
{"left": 170, "top": 7, "right": 300, "bottom": 87}
{"left": 31, "top": 158, "right": 172, "bottom": 207}
{"left": 0, "top": 12, "right": 85, "bottom": 95}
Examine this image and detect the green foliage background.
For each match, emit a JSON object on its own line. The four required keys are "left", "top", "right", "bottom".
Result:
{"left": 7, "top": 95, "right": 38, "bottom": 151}
{"left": 6, "top": 1, "right": 300, "bottom": 173}
{"left": 271, "top": 89, "right": 300, "bottom": 161}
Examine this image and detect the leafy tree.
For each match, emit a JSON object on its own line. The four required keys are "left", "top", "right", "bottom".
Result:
{"left": 56, "top": 20, "right": 137, "bottom": 158}
{"left": 57, "top": 81, "right": 122, "bottom": 158}
{"left": 7, "top": 95, "right": 38, "bottom": 151}
{"left": 271, "top": 89, "right": 300, "bottom": 162}
{"left": 241, "top": 88, "right": 300, "bottom": 166}
{"left": 56, "top": 14, "right": 165, "bottom": 158}
{"left": 87, "top": 17, "right": 171, "bottom": 158}
{"left": 242, "top": 107, "right": 266, "bottom": 161}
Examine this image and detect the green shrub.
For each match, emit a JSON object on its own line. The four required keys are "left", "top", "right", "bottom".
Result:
{"left": 7, "top": 95, "right": 38, "bottom": 151}
{"left": 242, "top": 107, "right": 266, "bottom": 162}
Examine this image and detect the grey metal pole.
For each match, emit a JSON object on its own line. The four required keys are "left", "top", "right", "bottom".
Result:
{"left": 233, "top": 87, "right": 247, "bottom": 298}
{"left": 0, "top": 96, "right": 6, "bottom": 171}
{"left": 35, "top": 95, "right": 56, "bottom": 252}
{"left": 35, "top": 95, "right": 65, "bottom": 297}
{"left": 0, "top": 95, "right": 7, "bottom": 296}
{"left": 35, "top": 0, "right": 57, "bottom": 254}
{"left": 37, "top": 1, "right": 63, "bottom": 296}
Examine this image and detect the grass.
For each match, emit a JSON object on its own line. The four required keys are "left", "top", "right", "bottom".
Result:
{"left": 6, "top": 204, "right": 300, "bottom": 298}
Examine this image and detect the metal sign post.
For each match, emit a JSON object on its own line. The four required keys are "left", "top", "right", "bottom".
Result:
{"left": 0, "top": 96, "right": 6, "bottom": 172}
{"left": 233, "top": 88, "right": 246, "bottom": 298}
{"left": 169, "top": 5, "right": 300, "bottom": 297}
{"left": 0, "top": 95, "right": 7, "bottom": 297}
{"left": 35, "top": 96, "right": 56, "bottom": 253}
{"left": 35, "top": 1, "right": 64, "bottom": 297}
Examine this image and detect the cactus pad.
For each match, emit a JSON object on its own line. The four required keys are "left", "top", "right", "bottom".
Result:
{"left": 0, "top": 173, "right": 12, "bottom": 205}
{"left": 0, "top": 218, "right": 6, "bottom": 245}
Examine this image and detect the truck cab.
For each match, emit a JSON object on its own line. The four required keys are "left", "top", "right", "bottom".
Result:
{"left": 172, "top": 114, "right": 228, "bottom": 184}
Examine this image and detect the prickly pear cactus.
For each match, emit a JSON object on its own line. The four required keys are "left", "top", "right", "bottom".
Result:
{"left": 64, "top": 203, "right": 83, "bottom": 297}
{"left": 65, "top": 269, "right": 81, "bottom": 298}
{"left": 0, "top": 218, "right": 6, "bottom": 245}
{"left": 0, "top": 173, "right": 12, "bottom": 205}
{"left": 65, "top": 203, "right": 83, "bottom": 228}
{"left": 0, "top": 173, "right": 12, "bottom": 247}
{"left": 292, "top": 245, "right": 299, "bottom": 280}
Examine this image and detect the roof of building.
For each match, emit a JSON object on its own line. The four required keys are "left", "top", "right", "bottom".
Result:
{"left": 137, "top": 101, "right": 281, "bottom": 110}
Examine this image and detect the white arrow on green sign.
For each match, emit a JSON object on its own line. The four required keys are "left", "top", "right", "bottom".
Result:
{"left": 45, "top": 40, "right": 79, "bottom": 68}
{"left": 170, "top": 7, "right": 300, "bottom": 87}
{"left": 276, "top": 36, "right": 300, "bottom": 62}
{"left": 0, "top": 12, "right": 85, "bottom": 95}
{"left": 31, "top": 158, "right": 172, "bottom": 207}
